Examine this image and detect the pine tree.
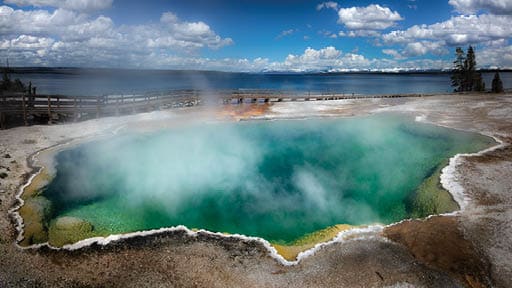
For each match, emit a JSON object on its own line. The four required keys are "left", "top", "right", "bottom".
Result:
{"left": 466, "top": 46, "right": 485, "bottom": 91}
{"left": 451, "top": 46, "right": 485, "bottom": 92}
{"left": 451, "top": 47, "right": 465, "bottom": 92}
{"left": 1, "top": 66, "right": 25, "bottom": 92}
{"left": 1, "top": 67, "right": 12, "bottom": 91}
{"left": 464, "top": 46, "right": 476, "bottom": 91}
{"left": 491, "top": 71, "right": 504, "bottom": 93}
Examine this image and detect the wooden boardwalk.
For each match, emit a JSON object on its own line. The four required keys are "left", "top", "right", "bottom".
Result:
{"left": 0, "top": 89, "right": 426, "bottom": 129}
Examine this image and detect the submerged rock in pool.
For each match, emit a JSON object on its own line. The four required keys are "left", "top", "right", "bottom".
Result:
{"left": 48, "top": 216, "right": 93, "bottom": 247}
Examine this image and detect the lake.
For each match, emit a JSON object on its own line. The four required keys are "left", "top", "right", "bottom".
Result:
{"left": 12, "top": 68, "right": 512, "bottom": 96}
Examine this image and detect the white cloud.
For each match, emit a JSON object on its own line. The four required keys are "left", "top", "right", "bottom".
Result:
{"left": 382, "top": 49, "right": 405, "bottom": 60}
{"left": 1, "top": 1, "right": 510, "bottom": 72}
{"left": 381, "top": 42, "right": 446, "bottom": 60}
{"left": 203, "top": 44, "right": 510, "bottom": 72}
{"left": 341, "top": 53, "right": 371, "bottom": 66}
{"left": 448, "top": 0, "right": 512, "bottom": 15}
{"left": 160, "top": 12, "right": 178, "bottom": 24}
{"left": 403, "top": 41, "right": 448, "bottom": 57}
{"left": 0, "top": 34, "right": 54, "bottom": 50}
{"left": 382, "top": 14, "right": 512, "bottom": 46}
{"left": 4, "top": 38, "right": 510, "bottom": 71}
{"left": 0, "top": 6, "right": 87, "bottom": 36}
{"left": 0, "top": 5, "right": 233, "bottom": 66}
{"left": 316, "top": 1, "right": 339, "bottom": 11}
{"left": 159, "top": 18, "right": 234, "bottom": 49}
{"left": 4, "top": 0, "right": 113, "bottom": 12}
{"left": 477, "top": 44, "right": 512, "bottom": 67}
{"left": 64, "top": 16, "right": 115, "bottom": 41}
{"left": 344, "top": 30, "right": 381, "bottom": 38}
{"left": 483, "top": 38, "right": 509, "bottom": 48}
{"left": 280, "top": 46, "right": 374, "bottom": 71}
{"left": 284, "top": 47, "right": 336, "bottom": 69}
{"left": 0, "top": 35, "right": 56, "bottom": 65}
{"left": 337, "top": 4, "right": 403, "bottom": 30}
{"left": 318, "top": 29, "right": 338, "bottom": 38}
{"left": 317, "top": 3, "right": 402, "bottom": 38}
{"left": 288, "top": 46, "right": 341, "bottom": 62}
{"left": 276, "top": 29, "right": 296, "bottom": 39}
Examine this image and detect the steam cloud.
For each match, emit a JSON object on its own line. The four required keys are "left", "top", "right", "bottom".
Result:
{"left": 44, "top": 114, "right": 491, "bottom": 242}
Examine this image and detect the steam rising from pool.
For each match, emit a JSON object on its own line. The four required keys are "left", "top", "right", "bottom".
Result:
{"left": 41, "top": 114, "right": 494, "bottom": 244}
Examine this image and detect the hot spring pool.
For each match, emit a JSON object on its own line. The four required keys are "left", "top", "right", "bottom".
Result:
{"left": 28, "top": 114, "right": 495, "bottom": 249}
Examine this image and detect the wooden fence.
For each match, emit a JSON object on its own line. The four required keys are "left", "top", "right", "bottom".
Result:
{"left": 0, "top": 89, "right": 426, "bottom": 129}
{"left": 0, "top": 90, "right": 201, "bottom": 128}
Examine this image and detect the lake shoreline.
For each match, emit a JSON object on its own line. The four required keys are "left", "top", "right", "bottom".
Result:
{"left": 1, "top": 93, "right": 511, "bottom": 287}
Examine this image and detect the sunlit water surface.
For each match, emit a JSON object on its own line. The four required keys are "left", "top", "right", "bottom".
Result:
{"left": 43, "top": 114, "right": 494, "bottom": 244}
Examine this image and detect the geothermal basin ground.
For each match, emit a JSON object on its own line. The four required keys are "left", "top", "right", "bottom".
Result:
{"left": 1, "top": 93, "right": 512, "bottom": 288}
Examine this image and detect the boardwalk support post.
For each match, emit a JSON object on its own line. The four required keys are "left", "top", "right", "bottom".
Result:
{"left": 73, "top": 97, "right": 77, "bottom": 122}
{"left": 47, "top": 94, "right": 52, "bottom": 124}
{"left": 116, "top": 97, "right": 120, "bottom": 116}
{"left": 0, "top": 112, "right": 4, "bottom": 129}
{"left": 96, "top": 96, "right": 101, "bottom": 118}
{"left": 22, "top": 93, "right": 28, "bottom": 126}
{"left": 1, "top": 92, "right": 6, "bottom": 129}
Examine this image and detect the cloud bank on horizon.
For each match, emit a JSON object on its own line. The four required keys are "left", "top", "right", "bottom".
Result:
{"left": 0, "top": 0, "right": 511, "bottom": 72}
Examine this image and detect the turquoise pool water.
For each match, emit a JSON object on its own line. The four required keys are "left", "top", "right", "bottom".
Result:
{"left": 42, "top": 114, "right": 494, "bottom": 244}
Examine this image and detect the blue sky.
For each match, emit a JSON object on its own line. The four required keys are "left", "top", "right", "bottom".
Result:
{"left": 0, "top": 0, "right": 511, "bottom": 71}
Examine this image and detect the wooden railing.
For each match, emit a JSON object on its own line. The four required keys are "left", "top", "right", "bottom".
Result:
{"left": 0, "top": 90, "right": 201, "bottom": 128}
{"left": 0, "top": 89, "right": 428, "bottom": 129}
